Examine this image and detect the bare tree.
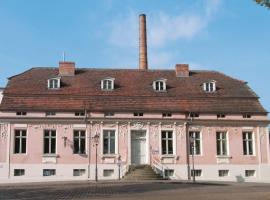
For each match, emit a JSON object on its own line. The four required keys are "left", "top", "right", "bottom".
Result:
{"left": 254, "top": 0, "right": 270, "bottom": 9}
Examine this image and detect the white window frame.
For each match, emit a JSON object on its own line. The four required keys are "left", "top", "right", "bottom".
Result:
{"left": 243, "top": 131, "right": 255, "bottom": 156}
{"left": 161, "top": 130, "right": 174, "bottom": 155}
{"left": 43, "top": 130, "right": 57, "bottom": 155}
{"left": 102, "top": 129, "right": 116, "bottom": 155}
{"left": 189, "top": 131, "right": 202, "bottom": 155}
{"left": 47, "top": 78, "right": 60, "bottom": 89}
{"left": 101, "top": 78, "right": 115, "bottom": 90}
{"left": 153, "top": 79, "right": 167, "bottom": 92}
{"left": 73, "top": 130, "right": 86, "bottom": 154}
{"left": 203, "top": 81, "right": 216, "bottom": 92}
{"left": 14, "top": 129, "right": 27, "bottom": 154}
{"left": 216, "top": 132, "right": 228, "bottom": 156}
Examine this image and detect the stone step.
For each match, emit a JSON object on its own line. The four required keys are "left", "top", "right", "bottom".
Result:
{"left": 123, "top": 165, "right": 164, "bottom": 180}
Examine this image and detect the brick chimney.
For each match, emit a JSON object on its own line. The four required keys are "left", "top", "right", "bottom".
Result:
{"left": 59, "top": 62, "right": 75, "bottom": 76}
{"left": 175, "top": 64, "right": 189, "bottom": 77}
{"left": 139, "top": 14, "right": 148, "bottom": 70}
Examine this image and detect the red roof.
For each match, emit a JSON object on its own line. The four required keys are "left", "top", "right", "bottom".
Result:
{"left": 0, "top": 67, "right": 267, "bottom": 114}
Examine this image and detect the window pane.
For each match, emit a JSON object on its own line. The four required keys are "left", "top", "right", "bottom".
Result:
{"left": 44, "top": 130, "right": 49, "bottom": 137}
{"left": 222, "top": 140, "right": 227, "bottom": 155}
{"left": 217, "top": 139, "right": 221, "bottom": 155}
{"left": 167, "top": 132, "right": 172, "bottom": 138}
{"left": 21, "top": 138, "right": 26, "bottom": 153}
{"left": 51, "top": 138, "right": 56, "bottom": 154}
{"left": 162, "top": 140, "right": 167, "bottom": 154}
{"left": 168, "top": 140, "right": 173, "bottom": 154}
{"left": 110, "top": 138, "right": 115, "bottom": 154}
{"left": 74, "top": 138, "right": 79, "bottom": 153}
{"left": 248, "top": 141, "right": 253, "bottom": 155}
{"left": 81, "top": 138, "right": 86, "bottom": 154}
{"left": 44, "top": 138, "right": 49, "bottom": 153}
{"left": 195, "top": 140, "right": 200, "bottom": 154}
{"left": 15, "top": 130, "right": 20, "bottom": 137}
{"left": 74, "top": 131, "right": 79, "bottom": 137}
{"left": 22, "top": 130, "right": 26, "bottom": 137}
{"left": 15, "top": 138, "right": 20, "bottom": 153}
{"left": 103, "top": 138, "right": 109, "bottom": 154}
{"left": 243, "top": 140, "right": 247, "bottom": 155}
{"left": 162, "top": 132, "right": 166, "bottom": 139}
{"left": 51, "top": 131, "right": 56, "bottom": 137}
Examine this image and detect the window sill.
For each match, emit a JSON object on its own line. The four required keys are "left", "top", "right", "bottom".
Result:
{"left": 102, "top": 154, "right": 118, "bottom": 158}
{"left": 216, "top": 155, "right": 232, "bottom": 159}
{"left": 42, "top": 154, "right": 58, "bottom": 158}
{"left": 161, "top": 155, "right": 176, "bottom": 159}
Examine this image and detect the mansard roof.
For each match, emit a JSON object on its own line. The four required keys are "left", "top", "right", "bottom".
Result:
{"left": 0, "top": 67, "right": 267, "bottom": 114}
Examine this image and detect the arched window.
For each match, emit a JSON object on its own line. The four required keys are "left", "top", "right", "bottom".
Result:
{"left": 101, "top": 78, "right": 115, "bottom": 90}
{"left": 153, "top": 79, "right": 167, "bottom": 92}
{"left": 48, "top": 78, "right": 60, "bottom": 89}
{"left": 203, "top": 81, "right": 216, "bottom": 92}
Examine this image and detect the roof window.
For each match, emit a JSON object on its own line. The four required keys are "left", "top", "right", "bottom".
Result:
{"left": 203, "top": 81, "right": 216, "bottom": 92}
{"left": 48, "top": 78, "right": 60, "bottom": 89}
{"left": 101, "top": 78, "right": 115, "bottom": 90}
{"left": 153, "top": 79, "right": 167, "bottom": 92}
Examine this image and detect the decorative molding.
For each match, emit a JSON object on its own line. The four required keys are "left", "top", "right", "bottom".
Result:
{"left": 131, "top": 122, "right": 145, "bottom": 130}
{"left": 119, "top": 124, "right": 128, "bottom": 137}
{"left": 0, "top": 123, "right": 8, "bottom": 140}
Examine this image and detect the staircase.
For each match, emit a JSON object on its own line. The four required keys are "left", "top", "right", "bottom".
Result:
{"left": 123, "top": 165, "right": 164, "bottom": 180}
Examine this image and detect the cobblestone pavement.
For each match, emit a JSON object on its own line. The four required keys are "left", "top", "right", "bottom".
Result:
{"left": 0, "top": 181, "right": 270, "bottom": 200}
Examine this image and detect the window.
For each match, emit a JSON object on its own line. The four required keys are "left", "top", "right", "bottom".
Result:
{"left": 103, "top": 169, "right": 114, "bottom": 177}
{"left": 101, "top": 78, "right": 114, "bottom": 90}
{"left": 43, "top": 169, "right": 56, "bottom": 176}
{"left": 243, "top": 114, "right": 251, "bottom": 119}
{"left": 245, "top": 170, "right": 255, "bottom": 177}
{"left": 191, "top": 169, "right": 202, "bottom": 177}
{"left": 189, "top": 131, "right": 201, "bottom": 155}
{"left": 48, "top": 78, "right": 60, "bottom": 89}
{"left": 105, "top": 112, "right": 114, "bottom": 117}
{"left": 73, "top": 130, "right": 86, "bottom": 154}
{"left": 164, "top": 169, "right": 174, "bottom": 178}
{"left": 216, "top": 132, "right": 228, "bottom": 156}
{"left": 103, "top": 130, "right": 115, "bottom": 154}
{"left": 16, "top": 112, "right": 27, "bottom": 116}
{"left": 75, "top": 112, "right": 85, "bottom": 116}
{"left": 46, "top": 112, "right": 56, "bottom": 116}
{"left": 218, "top": 170, "right": 229, "bottom": 177}
{"left": 217, "top": 114, "right": 226, "bottom": 119}
{"left": 73, "top": 169, "right": 86, "bottom": 176}
{"left": 134, "top": 112, "right": 143, "bottom": 117}
{"left": 189, "top": 113, "right": 199, "bottom": 118}
{"left": 44, "top": 130, "right": 56, "bottom": 154}
{"left": 161, "top": 131, "right": 173, "bottom": 155}
{"left": 243, "top": 132, "right": 254, "bottom": 155}
{"left": 203, "top": 81, "right": 216, "bottom": 92}
{"left": 162, "top": 113, "right": 172, "bottom": 117}
{"left": 14, "top": 130, "right": 27, "bottom": 154}
{"left": 14, "top": 169, "right": 25, "bottom": 176}
{"left": 153, "top": 79, "right": 166, "bottom": 92}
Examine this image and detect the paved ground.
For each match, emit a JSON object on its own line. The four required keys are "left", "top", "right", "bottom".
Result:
{"left": 0, "top": 180, "right": 270, "bottom": 200}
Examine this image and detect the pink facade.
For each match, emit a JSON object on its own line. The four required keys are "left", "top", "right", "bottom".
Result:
{"left": 0, "top": 111, "right": 269, "bottom": 182}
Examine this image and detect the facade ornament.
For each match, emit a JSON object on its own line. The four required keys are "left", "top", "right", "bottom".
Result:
{"left": 131, "top": 122, "right": 145, "bottom": 130}
{"left": 0, "top": 123, "right": 8, "bottom": 140}
{"left": 119, "top": 124, "right": 128, "bottom": 136}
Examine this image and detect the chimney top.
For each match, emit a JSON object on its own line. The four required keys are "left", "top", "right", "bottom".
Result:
{"left": 59, "top": 61, "right": 75, "bottom": 76}
{"left": 139, "top": 14, "right": 148, "bottom": 70}
{"left": 175, "top": 64, "right": 189, "bottom": 77}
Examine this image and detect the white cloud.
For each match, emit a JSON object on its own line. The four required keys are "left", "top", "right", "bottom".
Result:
{"left": 106, "top": 0, "right": 222, "bottom": 67}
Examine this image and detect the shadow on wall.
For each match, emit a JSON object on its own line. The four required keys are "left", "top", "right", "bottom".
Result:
{"left": 236, "top": 175, "right": 245, "bottom": 183}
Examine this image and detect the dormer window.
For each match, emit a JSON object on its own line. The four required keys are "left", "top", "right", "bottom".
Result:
{"left": 48, "top": 78, "right": 60, "bottom": 89}
{"left": 203, "top": 81, "right": 216, "bottom": 92}
{"left": 101, "top": 78, "right": 115, "bottom": 90}
{"left": 153, "top": 79, "right": 167, "bottom": 92}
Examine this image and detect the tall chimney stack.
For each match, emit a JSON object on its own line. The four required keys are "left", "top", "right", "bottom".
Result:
{"left": 139, "top": 14, "right": 148, "bottom": 70}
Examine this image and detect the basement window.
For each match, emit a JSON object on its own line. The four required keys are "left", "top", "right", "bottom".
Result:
{"left": 73, "top": 169, "right": 86, "bottom": 176}
{"left": 191, "top": 169, "right": 202, "bottom": 177}
{"left": 101, "top": 78, "right": 115, "bottom": 91}
{"left": 43, "top": 169, "right": 56, "bottom": 176}
{"left": 153, "top": 79, "right": 167, "bottom": 92}
{"left": 103, "top": 169, "right": 114, "bottom": 177}
{"left": 203, "top": 81, "right": 216, "bottom": 92}
{"left": 245, "top": 170, "right": 255, "bottom": 177}
{"left": 48, "top": 78, "right": 60, "bottom": 89}
{"left": 218, "top": 170, "right": 229, "bottom": 177}
{"left": 46, "top": 112, "right": 56, "bottom": 116}
{"left": 14, "top": 169, "right": 25, "bottom": 176}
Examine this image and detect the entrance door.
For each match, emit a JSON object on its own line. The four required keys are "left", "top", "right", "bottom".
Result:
{"left": 131, "top": 130, "right": 146, "bottom": 165}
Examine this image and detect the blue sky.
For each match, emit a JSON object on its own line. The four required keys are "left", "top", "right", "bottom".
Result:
{"left": 0, "top": 0, "right": 269, "bottom": 113}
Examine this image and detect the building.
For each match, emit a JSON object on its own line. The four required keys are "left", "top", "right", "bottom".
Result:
{"left": 0, "top": 14, "right": 269, "bottom": 183}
